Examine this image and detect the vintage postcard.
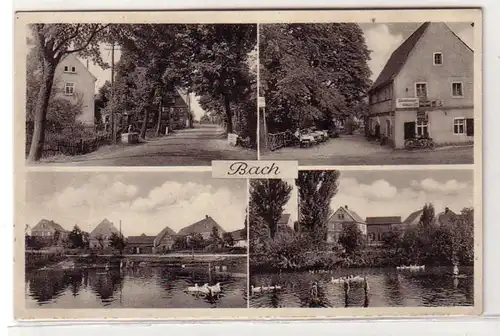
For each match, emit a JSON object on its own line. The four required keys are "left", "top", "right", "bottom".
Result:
{"left": 14, "top": 9, "right": 482, "bottom": 320}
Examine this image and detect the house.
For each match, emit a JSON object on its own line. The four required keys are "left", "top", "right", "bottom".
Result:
{"left": 153, "top": 226, "right": 177, "bottom": 253}
{"left": 125, "top": 234, "right": 155, "bottom": 254}
{"left": 164, "top": 88, "right": 193, "bottom": 131}
{"left": 54, "top": 53, "right": 97, "bottom": 127}
{"left": 368, "top": 22, "right": 474, "bottom": 148}
{"left": 89, "top": 218, "right": 119, "bottom": 249}
{"left": 30, "top": 219, "right": 68, "bottom": 245}
{"left": 403, "top": 207, "right": 458, "bottom": 228}
{"left": 326, "top": 205, "right": 367, "bottom": 243}
{"left": 365, "top": 216, "right": 402, "bottom": 246}
{"left": 229, "top": 229, "right": 247, "bottom": 248}
{"left": 177, "top": 215, "right": 226, "bottom": 240}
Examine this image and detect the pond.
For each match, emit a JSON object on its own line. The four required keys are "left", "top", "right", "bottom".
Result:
{"left": 25, "top": 264, "right": 247, "bottom": 309}
{"left": 249, "top": 267, "right": 474, "bottom": 308}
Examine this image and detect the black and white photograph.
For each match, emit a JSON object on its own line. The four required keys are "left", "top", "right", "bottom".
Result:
{"left": 249, "top": 170, "right": 474, "bottom": 308}
{"left": 24, "top": 171, "right": 248, "bottom": 308}
{"left": 25, "top": 23, "right": 257, "bottom": 166}
{"left": 259, "top": 22, "right": 475, "bottom": 165}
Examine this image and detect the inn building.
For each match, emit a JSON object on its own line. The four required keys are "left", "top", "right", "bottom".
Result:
{"left": 367, "top": 22, "right": 474, "bottom": 149}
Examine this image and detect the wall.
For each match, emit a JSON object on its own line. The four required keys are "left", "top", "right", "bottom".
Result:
{"left": 326, "top": 208, "right": 367, "bottom": 243}
{"left": 54, "top": 54, "right": 96, "bottom": 126}
{"left": 394, "top": 22, "right": 473, "bottom": 109}
{"left": 367, "top": 224, "right": 393, "bottom": 246}
{"left": 369, "top": 83, "right": 394, "bottom": 115}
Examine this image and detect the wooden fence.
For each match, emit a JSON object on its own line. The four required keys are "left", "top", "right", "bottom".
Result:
{"left": 267, "top": 131, "right": 293, "bottom": 151}
{"left": 26, "top": 134, "right": 112, "bottom": 158}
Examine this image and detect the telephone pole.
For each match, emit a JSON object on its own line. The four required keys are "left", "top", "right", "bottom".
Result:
{"left": 110, "top": 42, "right": 116, "bottom": 144}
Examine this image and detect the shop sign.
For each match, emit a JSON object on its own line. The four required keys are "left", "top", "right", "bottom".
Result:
{"left": 417, "top": 110, "right": 428, "bottom": 121}
{"left": 395, "top": 98, "right": 419, "bottom": 109}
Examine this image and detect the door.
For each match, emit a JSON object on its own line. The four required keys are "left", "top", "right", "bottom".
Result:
{"left": 404, "top": 122, "right": 416, "bottom": 139}
{"left": 466, "top": 118, "right": 474, "bottom": 136}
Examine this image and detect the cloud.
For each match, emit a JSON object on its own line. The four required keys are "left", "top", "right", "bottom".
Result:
{"left": 32, "top": 176, "right": 246, "bottom": 237}
{"left": 364, "top": 24, "right": 404, "bottom": 81}
{"left": 330, "top": 176, "right": 473, "bottom": 220}
{"left": 410, "top": 178, "right": 469, "bottom": 194}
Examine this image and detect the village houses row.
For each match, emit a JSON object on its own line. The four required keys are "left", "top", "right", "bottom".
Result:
{"left": 28, "top": 215, "right": 247, "bottom": 254}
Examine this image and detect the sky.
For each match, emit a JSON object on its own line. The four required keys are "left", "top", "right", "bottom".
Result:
{"left": 284, "top": 170, "right": 473, "bottom": 223}
{"left": 25, "top": 172, "right": 247, "bottom": 237}
{"left": 361, "top": 22, "right": 474, "bottom": 81}
{"left": 282, "top": 179, "right": 298, "bottom": 225}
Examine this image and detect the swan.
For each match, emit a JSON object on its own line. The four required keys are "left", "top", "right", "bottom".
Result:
{"left": 251, "top": 285, "right": 262, "bottom": 293}
{"left": 209, "top": 283, "right": 221, "bottom": 293}
{"left": 187, "top": 284, "right": 200, "bottom": 292}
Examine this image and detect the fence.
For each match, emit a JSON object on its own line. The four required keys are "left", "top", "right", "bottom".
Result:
{"left": 36, "top": 134, "right": 111, "bottom": 158}
{"left": 267, "top": 131, "right": 293, "bottom": 151}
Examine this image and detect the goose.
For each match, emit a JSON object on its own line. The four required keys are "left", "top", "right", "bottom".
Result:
{"left": 262, "top": 285, "right": 271, "bottom": 291}
{"left": 331, "top": 277, "right": 343, "bottom": 284}
{"left": 272, "top": 285, "right": 282, "bottom": 290}
{"left": 198, "top": 284, "right": 211, "bottom": 295}
{"left": 251, "top": 285, "right": 262, "bottom": 293}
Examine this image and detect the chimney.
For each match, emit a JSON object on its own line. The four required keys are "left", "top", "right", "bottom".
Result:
{"left": 345, "top": 205, "right": 348, "bottom": 210}
{"left": 206, "top": 215, "right": 209, "bottom": 219}
{"left": 445, "top": 207, "right": 449, "bottom": 214}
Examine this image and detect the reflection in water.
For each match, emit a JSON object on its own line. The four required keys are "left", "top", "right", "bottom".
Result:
{"left": 250, "top": 267, "right": 474, "bottom": 308}
{"left": 26, "top": 263, "right": 247, "bottom": 309}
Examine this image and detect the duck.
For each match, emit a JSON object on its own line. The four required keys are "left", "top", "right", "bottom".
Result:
{"left": 251, "top": 285, "right": 262, "bottom": 294}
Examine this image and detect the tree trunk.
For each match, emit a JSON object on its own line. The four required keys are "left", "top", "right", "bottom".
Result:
{"left": 155, "top": 100, "right": 162, "bottom": 137}
{"left": 140, "top": 89, "right": 156, "bottom": 140}
{"left": 27, "top": 60, "right": 56, "bottom": 162}
{"left": 223, "top": 94, "right": 233, "bottom": 134}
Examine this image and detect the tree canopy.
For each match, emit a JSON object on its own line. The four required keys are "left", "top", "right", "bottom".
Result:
{"left": 260, "top": 23, "right": 372, "bottom": 132}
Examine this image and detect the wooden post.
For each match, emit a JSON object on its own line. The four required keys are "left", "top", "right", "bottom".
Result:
{"left": 110, "top": 43, "right": 116, "bottom": 144}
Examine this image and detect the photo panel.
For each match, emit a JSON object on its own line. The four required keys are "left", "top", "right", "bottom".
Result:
{"left": 258, "top": 22, "right": 476, "bottom": 165}
{"left": 22, "top": 171, "right": 248, "bottom": 310}
{"left": 24, "top": 23, "right": 258, "bottom": 167}
{"left": 249, "top": 169, "right": 476, "bottom": 309}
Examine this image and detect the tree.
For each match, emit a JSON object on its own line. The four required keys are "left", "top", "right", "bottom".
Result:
{"left": 260, "top": 24, "right": 371, "bottom": 133}
{"left": 27, "top": 23, "right": 109, "bottom": 162}
{"left": 109, "top": 232, "right": 126, "bottom": 254}
{"left": 210, "top": 226, "right": 222, "bottom": 248}
{"left": 419, "top": 203, "right": 436, "bottom": 228}
{"left": 296, "top": 170, "right": 340, "bottom": 242}
{"left": 68, "top": 225, "right": 86, "bottom": 249}
{"left": 250, "top": 179, "right": 293, "bottom": 239}
{"left": 338, "top": 223, "right": 365, "bottom": 256}
{"left": 222, "top": 232, "right": 235, "bottom": 248}
{"left": 186, "top": 24, "right": 257, "bottom": 134}
{"left": 451, "top": 207, "right": 474, "bottom": 266}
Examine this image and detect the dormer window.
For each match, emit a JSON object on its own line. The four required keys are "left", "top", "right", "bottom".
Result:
{"left": 433, "top": 52, "right": 443, "bottom": 65}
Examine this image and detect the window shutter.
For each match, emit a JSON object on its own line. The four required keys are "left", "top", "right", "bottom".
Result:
{"left": 466, "top": 118, "right": 474, "bottom": 136}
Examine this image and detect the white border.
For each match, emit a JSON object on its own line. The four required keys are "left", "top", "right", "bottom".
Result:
{"left": 3, "top": 0, "right": 500, "bottom": 333}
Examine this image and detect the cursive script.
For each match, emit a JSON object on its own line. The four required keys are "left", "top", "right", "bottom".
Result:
{"left": 227, "top": 161, "right": 281, "bottom": 176}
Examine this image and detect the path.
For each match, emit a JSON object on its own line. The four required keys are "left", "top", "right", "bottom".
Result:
{"left": 261, "top": 134, "right": 474, "bottom": 165}
{"left": 38, "top": 124, "right": 256, "bottom": 166}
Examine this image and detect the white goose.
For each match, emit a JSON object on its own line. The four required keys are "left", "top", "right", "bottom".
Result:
{"left": 209, "top": 283, "right": 221, "bottom": 293}
{"left": 251, "top": 285, "right": 262, "bottom": 294}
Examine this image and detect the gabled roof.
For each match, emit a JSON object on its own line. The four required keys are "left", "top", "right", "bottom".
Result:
{"left": 154, "top": 226, "right": 177, "bottom": 246}
{"left": 59, "top": 53, "right": 98, "bottom": 81}
{"left": 177, "top": 216, "right": 226, "bottom": 236}
{"left": 329, "top": 206, "right": 366, "bottom": 224}
{"left": 127, "top": 235, "right": 155, "bottom": 245}
{"left": 403, "top": 209, "right": 423, "bottom": 225}
{"left": 366, "top": 216, "right": 402, "bottom": 225}
{"left": 229, "top": 229, "right": 246, "bottom": 241}
{"left": 32, "top": 219, "right": 68, "bottom": 233}
{"left": 89, "top": 218, "right": 119, "bottom": 239}
{"left": 369, "top": 22, "right": 431, "bottom": 93}
{"left": 278, "top": 213, "right": 291, "bottom": 225}
{"left": 433, "top": 209, "right": 458, "bottom": 227}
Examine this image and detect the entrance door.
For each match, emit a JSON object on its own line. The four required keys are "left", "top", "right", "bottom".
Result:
{"left": 404, "top": 122, "right": 416, "bottom": 139}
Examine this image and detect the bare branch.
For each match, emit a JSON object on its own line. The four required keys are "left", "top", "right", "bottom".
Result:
{"left": 63, "top": 24, "right": 110, "bottom": 55}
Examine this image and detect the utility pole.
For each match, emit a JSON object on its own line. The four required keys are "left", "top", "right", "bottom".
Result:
{"left": 110, "top": 42, "right": 116, "bottom": 144}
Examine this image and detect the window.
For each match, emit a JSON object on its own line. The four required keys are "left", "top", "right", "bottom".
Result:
{"left": 416, "top": 120, "right": 429, "bottom": 137}
{"left": 452, "top": 82, "right": 464, "bottom": 98}
{"left": 454, "top": 118, "right": 466, "bottom": 134}
{"left": 433, "top": 52, "right": 443, "bottom": 65}
{"left": 339, "top": 213, "right": 345, "bottom": 219}
{"left": 63, "top": 66, "right": 69, "bottom": 72}
{"left": 415, "top": 82, "right": 428, "bottom": 99}
{"left": 64, "top": 82, "right": 75, "bottom": 95}
{"left": 71, "top": 66, "right": 76, "bottom": 73}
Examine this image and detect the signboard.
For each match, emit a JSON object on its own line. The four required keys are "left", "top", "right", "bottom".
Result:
{"left": 258, "top": 96, "right": 266, "bottom": 108}
{"left": 417, "top": 110, "right": 428, "bottom": 121}
{"left": 395, "top": 98, "right": 419, "bottom": 109}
